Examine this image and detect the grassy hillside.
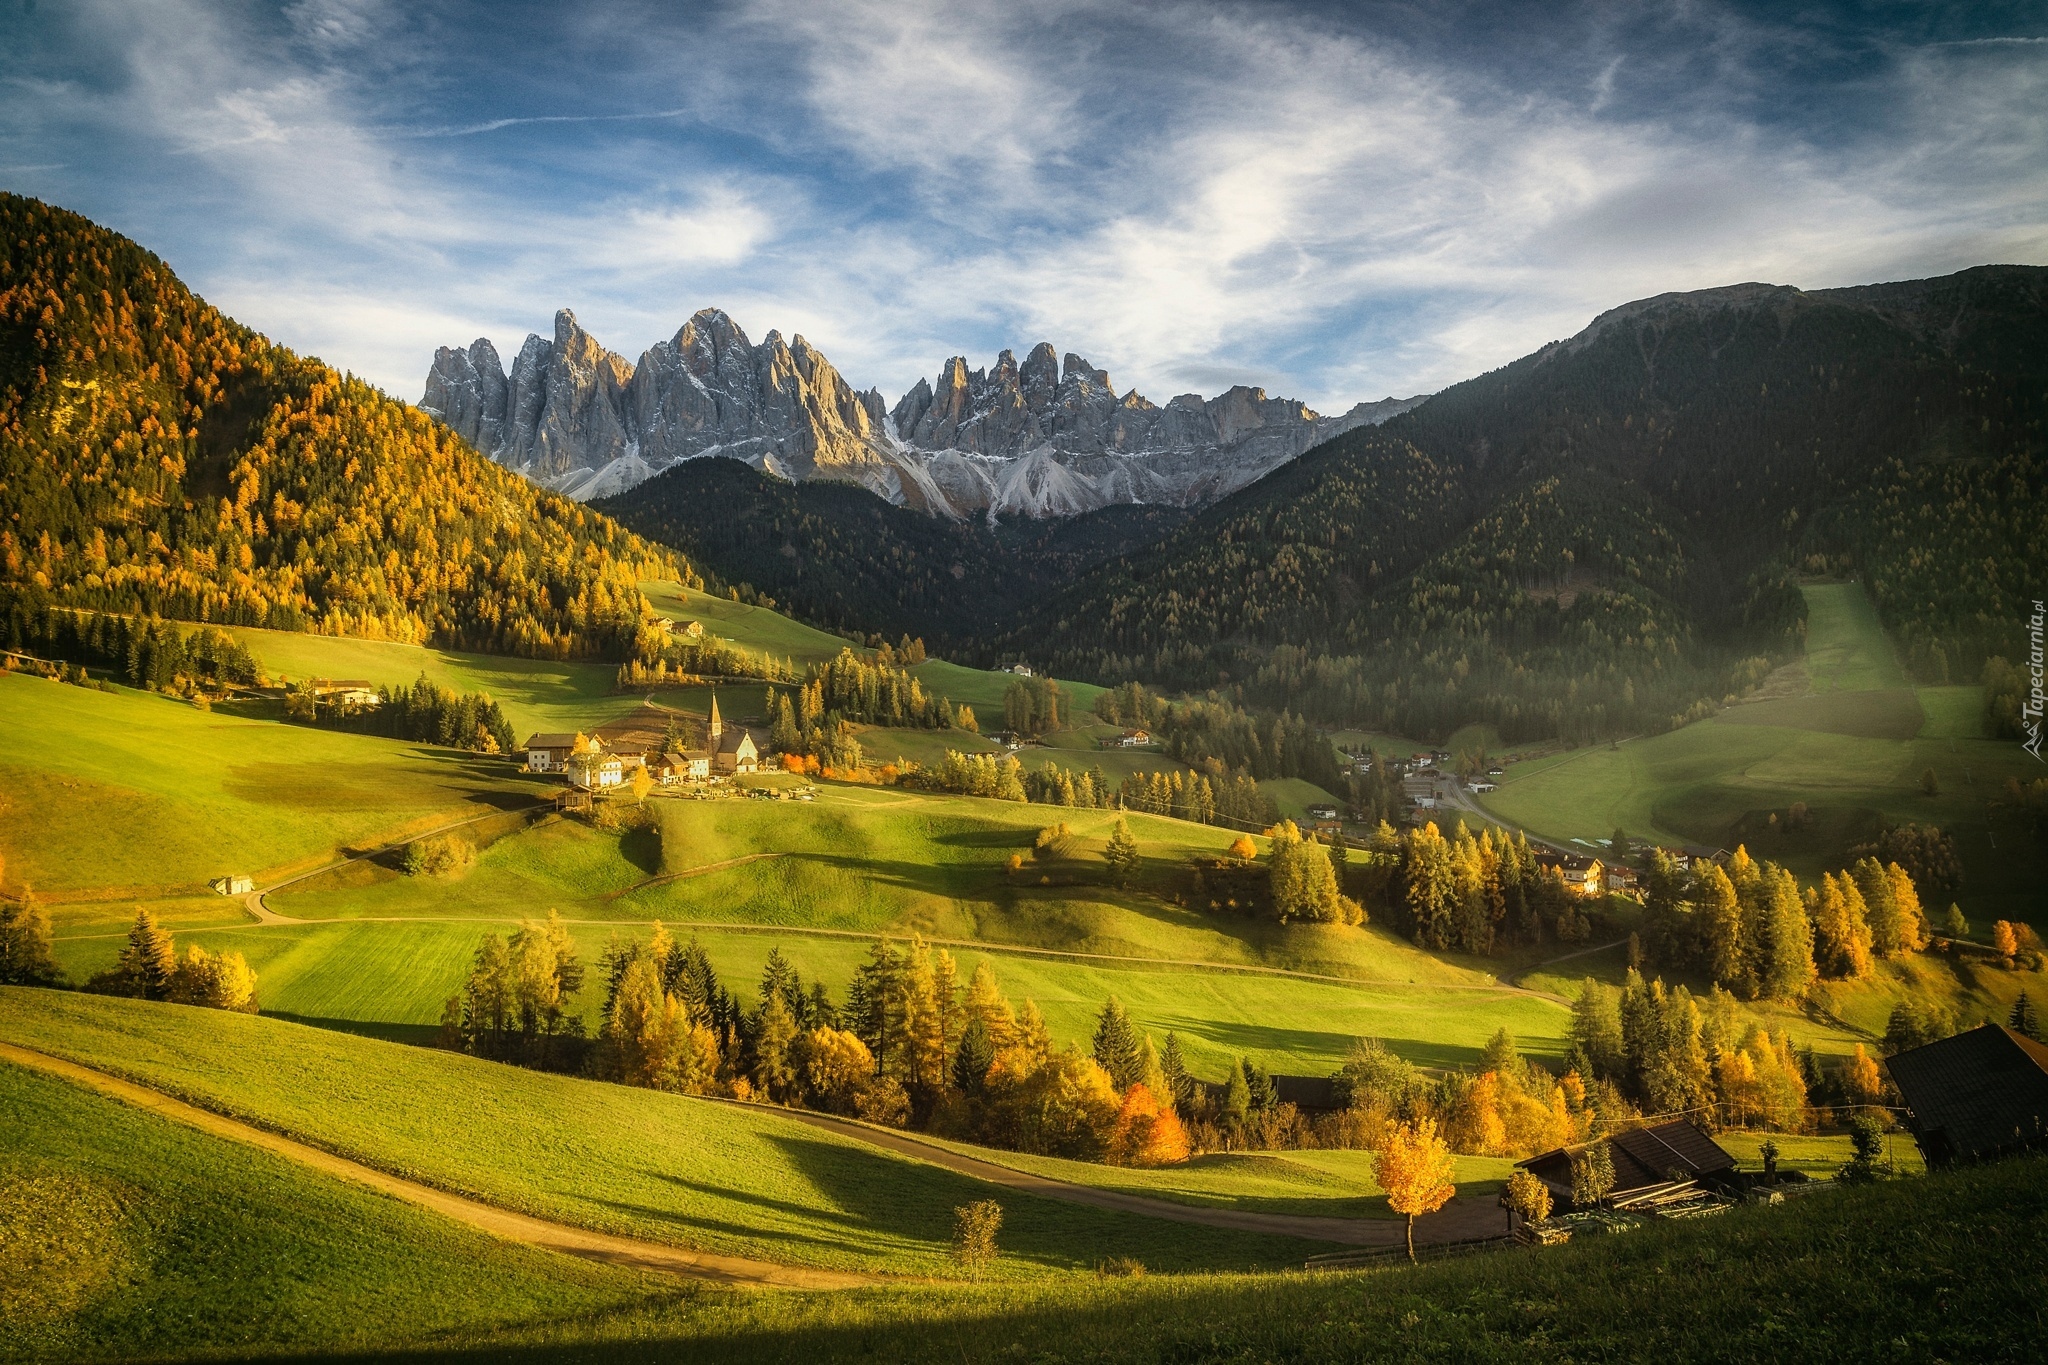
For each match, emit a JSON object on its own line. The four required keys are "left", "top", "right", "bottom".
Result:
{"left": 1483, "top": 582, "right": 2047, "bottom": 926}
{"left": 13, "top": 1021, "right": 2040, "bottom": 1365}
{"left": 0, "top": 194, "right": 682, "bottom": 659}
{"left": 0, "top": 991, "right": 1336, "bottom": 1276}
{"left": 0, "top": 1059, "right": 664, "bottom": 1363}
{"left": 0, "top": 670, "right": 537, "bottom": 895}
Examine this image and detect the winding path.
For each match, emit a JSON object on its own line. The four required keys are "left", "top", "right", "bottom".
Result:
{"left": 0, "top": 1040, "right": 875, "bottom": 1290}
{"left": 742, "top": 1102, "right": 1511, "bottom": 1248}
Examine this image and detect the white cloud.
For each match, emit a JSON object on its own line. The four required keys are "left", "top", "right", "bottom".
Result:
{"left": 10, "top": 0, "right": 2042, "bottom": 414}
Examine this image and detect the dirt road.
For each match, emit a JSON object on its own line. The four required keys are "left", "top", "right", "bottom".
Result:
{"left": 0, "top": 1041, "right": 876, "bottom": 1290}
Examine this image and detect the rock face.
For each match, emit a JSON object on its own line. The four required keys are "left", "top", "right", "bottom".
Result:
{"left": 423, "top": 310, "right": 1425, "bottom": 517}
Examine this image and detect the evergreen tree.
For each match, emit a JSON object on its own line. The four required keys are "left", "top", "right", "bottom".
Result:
{"left": 1159, "top": 1031, "right": 1194, "bottom": 1111}
{"left": 2011, "top": 991, "right": 2041, "bottom": 1042}
{"left": 1222, "top": 1058, "right": 1252, "bottom": 1133}
{"left": 1943, "top": 903, "right": 1970, "bottom": 938}
{"left": 1570, "top": 978, "right": 1627, "bottom": 1079}
{"left": 116, "top": 909, "right": 176, "bottom": 999}
{"left": 953, "top": 1017, "right": 997, "bottom": 1096}
{"left": 1244, "top": 1059, "right": 1277, "bottom": 1111}
{"left": 1091, "top": 996, "right": 1143, "bottom": 1089}
{"left": 1102, "top": 817, "right": 1142, "bottom": 888}
{"left": 961, "top": 960, "right": 1017, "bottom": 1052}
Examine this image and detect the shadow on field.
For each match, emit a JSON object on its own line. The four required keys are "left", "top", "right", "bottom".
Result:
{"left": 265, "top": 1013, "right": 440, "bottom": 1048}
{"left": 1188, "top": 1017, "right": 1479, "bottom": 1072}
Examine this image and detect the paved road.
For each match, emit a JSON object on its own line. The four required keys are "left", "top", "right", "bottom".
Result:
{"left": 0, "top": 1040, "right": 875, "bottom": 1290}
{"left": 744, "top": 1102, "right": 1511, "bottom": 1249}
{"left": 243, "top": 803, "right": 550, "bottom": 925}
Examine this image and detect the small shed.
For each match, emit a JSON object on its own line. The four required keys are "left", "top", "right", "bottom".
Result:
{"left": 1887, "top": 1024, "right": 2048, "bottom": 1167}
{"left": 208, "top": 875, "right": 256, "bottom": 896}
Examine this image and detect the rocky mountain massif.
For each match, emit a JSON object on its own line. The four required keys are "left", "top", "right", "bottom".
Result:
{"left": 423, "top": 310, "right": 1420, "bottom": 517}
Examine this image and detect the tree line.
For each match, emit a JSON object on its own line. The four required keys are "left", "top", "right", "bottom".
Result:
{"left": 0, "top": 897, "right": 258, "bottom": 1011}
{"left": 291, "top": 671, "right": 518, "bottom": 755}
{"left": 1, "top": 598, "right": 262, "bottom": 695}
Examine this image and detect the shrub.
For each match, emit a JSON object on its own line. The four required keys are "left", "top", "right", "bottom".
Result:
{"left": 402, "top": 834, "right": 472, "bottom": 877}
{"left": 951, "top": 1200, "right": 1002, "bottom": 1277}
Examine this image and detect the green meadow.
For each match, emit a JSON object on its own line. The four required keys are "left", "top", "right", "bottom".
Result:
{"left": 0, "top": 671, "right": 539, "bottom": 895}
{"left": 0, "top": 991, "right": 1335, "bottom": 1277}
{"left": 1482, "top": 582, "right": 2047, "bottom": 927}
{"left": 0, "top": 1058, "right": 666, "bottom": 1364}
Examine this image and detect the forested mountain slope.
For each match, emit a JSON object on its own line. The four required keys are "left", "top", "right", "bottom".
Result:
{"left": 0, "top": 196, "right": 687, "bottom": 659}
{"left": 595, "top": 457, "right": 1189, "bottom": 645}
{"left": 1014, "top": 268, "right": 2048, "bottom": 741}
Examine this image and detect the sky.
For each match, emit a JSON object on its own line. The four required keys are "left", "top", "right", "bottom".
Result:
{"left": 3, "top": 0, "right": 2045, "bottom": 412}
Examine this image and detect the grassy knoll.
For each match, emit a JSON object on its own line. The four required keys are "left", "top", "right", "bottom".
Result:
{"left": 1482, "top": 582, "right": 2045, "bottom": 927}
{"left": 0, "top": 1060, "right": 666, "bottom": 1364}
{"left": 0, "top": 990, "right": 1335, "bottom": 1276}
{"left": 640, "top": 580, "right": 855, "bottom": 669}
{"left": 0, "top": 672, "right": 541, "bottom": 895}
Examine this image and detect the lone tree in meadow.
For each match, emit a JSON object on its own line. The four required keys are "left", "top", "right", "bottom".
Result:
{"left": 1374, "top": 1117, "right": 1458, "bottom": 1260}
{"left": 1102, "top": 817, "right": 1141, "bottom": 888}
{"left": 1993, "top": 920, "right": 2021, "bottom": 965}
{"left": 2011, "top": 991, "right": 2040, "bottom": 1042}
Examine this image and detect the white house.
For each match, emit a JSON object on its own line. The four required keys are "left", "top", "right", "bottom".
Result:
{"left": 567, "top": 750, "right": 625, "bottom": 791}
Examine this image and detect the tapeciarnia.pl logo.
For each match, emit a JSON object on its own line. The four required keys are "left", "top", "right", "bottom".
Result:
{"left": 2025, "top": 598, "right": 2045, "bottom": 762}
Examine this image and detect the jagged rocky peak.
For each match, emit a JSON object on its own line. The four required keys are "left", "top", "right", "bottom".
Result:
{"left": 423, "top": 309, "right": 1428, "bottom": 516}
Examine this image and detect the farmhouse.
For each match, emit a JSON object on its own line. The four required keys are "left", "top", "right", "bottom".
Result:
{"left": 309, "top": 678, "right": 380, "bottom": 708}
{"left": 652, "top": 750, "right": 712, "bottom": 784}
{"left": 999, "top": 663, "right": 1034, "bottom": 676}
{"left": 1306, "top": 803, "right": 1341, "bottom": 821}
{"left": 566, "top": 749, "right": 624, "bottom": 791}
{"left": 656, "top": 616, "right": 705, "bottom": 639}
{"left": 1887, "top": 1024, "right": 2048, "bottom": 1167}
{"left": 1604, "top": 864, "right": 1642, "bottom": 894}
{"left": 1118, "top": 729, "right": 1152, "bottom": 747}
{"left": 1517, "top": 1120, "right": 1738, "bottom": 1213}
{"left": 1534, "top": 851, "right": 1603, "bottom": 894}
{"left": 523, "top": 733, "right": 583, "bottom": 773}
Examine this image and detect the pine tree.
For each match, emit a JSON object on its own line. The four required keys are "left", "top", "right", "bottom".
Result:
{"left": 1102, "top": 817, "right": 1141, "bottom": 888}
{"left": 1943, "top": 903, "right": 1969, "bottom": 938}
{"left": 1809, "top": 873, "right": 1873, "bottom": 978}
{"left": 1159, "top": 1031, "right": 1194, "bottom": 1110}
{"left": 2011, "top": 991, "right": 2041, "bottom": 1041}
{"left": 1091, "top": 996, "right": 1143, "bottom": 1089}
{"left": 116, "top": 909, "right": 176, "bottom": 999}
{"left": 953, "top": 1018, "right": 996, "bottom": 1095}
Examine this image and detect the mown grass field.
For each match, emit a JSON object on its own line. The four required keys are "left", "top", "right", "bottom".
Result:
{"left": 0, "top": 671, "right": 540, "bottom": 896}
{"left": 0, "top": 1059, "right": 667, "bottom": 1364}
{"left": 0, "top": 991, "right": 1337, "bottom": 1277}
{"left": 1482, "top": 581, "right": 2047, "bottom": 927}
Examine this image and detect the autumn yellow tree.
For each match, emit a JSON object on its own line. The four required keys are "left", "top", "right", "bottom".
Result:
{"left": 1373, "top": 1117, "right": 1458, "bottom": 1260}
{"left": 1993, "top": 920, "right": 2020, "bottom": 965}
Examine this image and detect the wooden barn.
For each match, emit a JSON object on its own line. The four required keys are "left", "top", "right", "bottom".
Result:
{"left": 1516, "top": 1119, "right": 1737, "bottom": 1212}
{"left": 1887, "top": 1024, "right": 2048, "bottom": 1167}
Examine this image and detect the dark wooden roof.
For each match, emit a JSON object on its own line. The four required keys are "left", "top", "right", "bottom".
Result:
{"left": 1517, "top": 1120, "right": 1736, "bottom": 1206}
{"left": 1886, "top": 1024, "right": 2048, "bottom": 1166}
{"left": 1271, "top": 1075, "right": 1340, "bottom": 1112}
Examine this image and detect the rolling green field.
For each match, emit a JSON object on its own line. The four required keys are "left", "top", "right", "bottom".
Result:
{"left": 0, "top": 671, "right": 540, "bottom": 895}
{"left": 0, "top": 1059, "right": 666, "bottom": 1364}
{"left": 0, "top": 991, "right": 1335, "bottom": 1277}
{"left": 1482, "top": 581, "right": 2046, "bottom": 926}
{"left": 12, "top": 1034, "right": 2038, "bottom": 1365}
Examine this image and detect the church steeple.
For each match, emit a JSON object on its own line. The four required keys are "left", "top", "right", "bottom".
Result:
{"left": 708, "top": 692, "right": 722, "bottom": 742}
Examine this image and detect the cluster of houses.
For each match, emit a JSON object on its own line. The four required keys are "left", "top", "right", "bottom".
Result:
{"left": 523, "top": 695, "right": 762, "bottom": 795}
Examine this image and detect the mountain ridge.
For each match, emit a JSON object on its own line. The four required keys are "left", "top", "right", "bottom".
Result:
{"left": 423, "top": 308, "right": 1422, "bottom": 519}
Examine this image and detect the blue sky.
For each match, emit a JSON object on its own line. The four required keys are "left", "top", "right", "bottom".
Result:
{"left": 3, "top": 0, "right": 2044, "bottom": 411}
